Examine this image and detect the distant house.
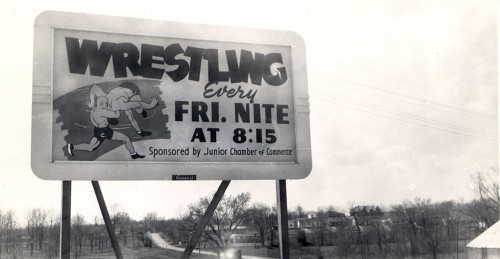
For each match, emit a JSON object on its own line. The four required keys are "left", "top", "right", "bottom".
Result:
{"left": 288, "top": 216, "right": 354, "bottom": 230}
{"left": 229, "top": 233, "right": 260, "bottom": 243}
{"left": 288, "top": 214, "right": 399, "bottom": 233}
{"left": 467, "top": 221, "right": 500, "bottom": 258}
{"left": 207, "top": 225, "right": 261, "bottom": 244}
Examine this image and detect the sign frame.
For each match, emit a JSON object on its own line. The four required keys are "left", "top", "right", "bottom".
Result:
{"left": 32, "top": 11, "right": 311, "bottom": 180}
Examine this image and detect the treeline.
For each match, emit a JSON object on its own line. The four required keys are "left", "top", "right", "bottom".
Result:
{"left": 287, "top": 199, "right": 496, "bottom": 258}
{"left": 0, "top": 206, "right": 185, "bottom": 258}
{"left": 0, "top": 210, "right": 22, "bottom": 258}
{"left": 0, "top": 170, "right": 496, "bottom": 258}
{"left": 0, "top": 197, "right": 496, "bottom": 258}
{"left": 1, "top": 194, "right": 276, "bottom": 258}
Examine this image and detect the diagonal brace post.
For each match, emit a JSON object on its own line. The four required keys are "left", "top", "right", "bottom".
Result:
{"left": 92, "top": 181, "right": 123, "bottom": 259}
{"left": 181, "top": 180, "right": 231, "bottom": 259}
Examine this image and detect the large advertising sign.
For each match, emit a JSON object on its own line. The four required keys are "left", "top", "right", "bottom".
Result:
{"left": 32, "top": 11, "right": 311, "bottom": 180}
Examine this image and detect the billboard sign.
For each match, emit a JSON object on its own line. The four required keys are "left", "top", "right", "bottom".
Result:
{"left": 32, "top": 11, "right": 311, "bottom": 180}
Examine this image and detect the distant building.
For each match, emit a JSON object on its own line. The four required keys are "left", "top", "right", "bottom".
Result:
{"left": 467, "top": 221, "right": 500, "bottom": 258}
{"left": 288, "top": 216, "right": 356, "bottom": 230}
{"left": 229, "top": 233, "right": 260, "bottom": 244}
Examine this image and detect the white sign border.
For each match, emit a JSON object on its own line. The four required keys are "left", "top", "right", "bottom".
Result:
{"left": 32, "top": 11, "right": 312, "bottom": 180}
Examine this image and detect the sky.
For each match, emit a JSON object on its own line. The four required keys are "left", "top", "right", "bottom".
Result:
{"left": 0, "top": 0, "right": 498, "bottom": 225}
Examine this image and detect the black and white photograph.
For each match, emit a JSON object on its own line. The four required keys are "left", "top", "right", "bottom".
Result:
{"left": 0, "top": 0, "right": 498, "bottom": 258}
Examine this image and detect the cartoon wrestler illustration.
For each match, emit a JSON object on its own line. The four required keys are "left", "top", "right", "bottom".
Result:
{"left": 67, "top": 95, "right": 148, "bottom": 159}
{"left": 87, "top": 83, "right": 158, "bottom": 136}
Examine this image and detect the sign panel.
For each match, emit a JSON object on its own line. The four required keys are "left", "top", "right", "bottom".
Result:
{"left": 32, "top": 11, "right": 311, "bottom": 180}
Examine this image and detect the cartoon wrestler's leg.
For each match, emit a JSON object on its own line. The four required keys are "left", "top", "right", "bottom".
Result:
{"left": 114, "top": 99, "right": 152, "bottom": 137}
{"left": 124, "top": 109, "right": 142, "bottom": 133}
{"left": 111, "top": 131, "right": 145, "bottom": 159}
{"left": 67, "top": 137, "right": 101, "bottom": 155}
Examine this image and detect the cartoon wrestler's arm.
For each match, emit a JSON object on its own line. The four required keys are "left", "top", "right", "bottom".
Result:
{"left": 100, "top": 109, "right": 120, "bottom": 119}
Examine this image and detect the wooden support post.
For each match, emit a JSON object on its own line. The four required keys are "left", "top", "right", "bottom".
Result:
{"left": 60, "top": 181, "right": 71, "bottom": 259}
{"left": 181, "top": 180, "right": 231, "bottom": 259}
{"left": 276, "top": 179, "right": 290, "bottom": 259}
{"left": 92, "top": 181, "right": 123, "bottom": 259}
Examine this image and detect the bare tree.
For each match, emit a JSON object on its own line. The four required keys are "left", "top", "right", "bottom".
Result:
{"left": 84, "top": 216, "right": 101, "bottom": 253}
{"left": 392, "top": 200, "right": 422, "bottom": 256}
{"left": 143, "top": 211, "right": 160, "bottom": 232}
{"left": 0, "top": 210, "right": 5, "bottom": 258}
{"left": 316, "top": 207, "right": 329, "bottom": 246}
{"left": 26, "top": 208, "right": 47, "bottom": 255}
{"left": 72, "top": 214, "right": 86, "bottom": 257}
{"left": 110, "top": 203, "right": 122, "bottom": 233}
{"left": 391, "top": 198, "right": 447, "bottom": 258}
{"left": 421, "top": 204, "right": 446, "bottom": 259}
{"left": 289, "top": 205, "right": 307, "bottom": 220}
{"left": 45, "top": 209, "right": 59, "bottom": 259}
{"left": 466, "top": 169, "right": 500, "bottom": 230}
{"left": 117, "top": 212, "right": 131, "bottom": 246}
{"left": 349, "top": 204, "right": 373, "bottom": 256}
{"left": 324, "top": 205, "right": 345, "bottom": 218}
{"left": 108, "top": 203, "right": 134, "bottom": 246}
{"left": 184, "top": 192, "right": 251, "bottom": 254}
{"left": 2, "top": 210, "right": 17, "bottom": 256}
{"left": 91, "top": 216, "right": 107, "bottom": 253}
{"left": 334, "top": 223, "right": 356, "bottom": 257}
{"left": 245, "top": 203, "right": 277, "bottom": 246}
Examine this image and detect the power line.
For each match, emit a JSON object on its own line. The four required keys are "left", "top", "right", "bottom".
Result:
{"left": 310, "top": 92, "right": 498, "bottom": 141}
{"left": 314, "top": 54, "right": 495, "bottom": 108}
{"left": 311, "top": 87, "right": 497, "bottom": 139}
{"left": 314, "top": 73, "right": 497, "bottom": 119}
{"left": 329, "top": 62, "right": 480, "bottom": 104}
{"left": 312, "top": 95, "right": 497, "bottom": 141}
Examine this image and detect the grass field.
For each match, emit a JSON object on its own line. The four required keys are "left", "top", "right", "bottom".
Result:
{"left": 0, "top": 237, "right": 471, "bottom": 259}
